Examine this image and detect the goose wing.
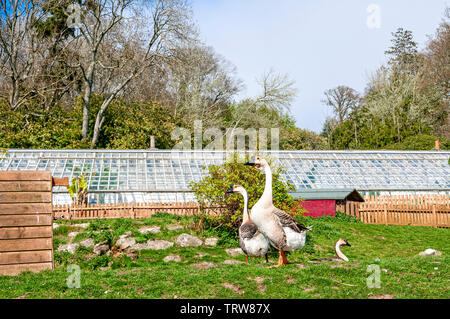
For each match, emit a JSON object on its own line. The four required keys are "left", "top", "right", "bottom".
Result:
{"left": 239, "top": 222, "right": 258, "bottom": 239}
{"left": 272, "top": 207, "right": 310, "bottom": 233}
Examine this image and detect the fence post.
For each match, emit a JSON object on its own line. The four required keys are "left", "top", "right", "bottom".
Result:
{"left": 432, "top": 204, "right": 437, "bottom": 228}
{"left": 384, "top": 204, "right": 388, "bottom": 225}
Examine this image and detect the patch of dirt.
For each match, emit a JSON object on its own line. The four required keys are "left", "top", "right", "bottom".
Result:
{"left": 369, "top": 294, "right": 394, "bottom": 299}
{"left": 330, "top": 264, "right": 346, "bottom": 268}
{"left": 192, "top": 261, "right": 216, "bottom": 270}
{"left": 15, "top": 292, "right": 30, "bottom": 299}
{"left": 303, "top": 287, "right": 316, "bottom": 292}
{"left": 247, "top": 277, "right": 269, "bottom": 294}
{"left": 332, "top": 286, "right": 340, "bottom": 290}
{"left": 295, "top": 263, "right": 307, "bottom": 269}
{"left": 284, "top": 275, "right": 296, "bottom": 284}
{"left": 222, "top": 283, "right": 244, "bottom": 295}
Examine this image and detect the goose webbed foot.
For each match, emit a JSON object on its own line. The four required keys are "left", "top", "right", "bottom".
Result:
{"left": 269, "top": 250, "right": 288, "bottom": 268}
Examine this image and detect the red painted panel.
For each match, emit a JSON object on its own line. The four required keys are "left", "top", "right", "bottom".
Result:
{"left": 299, "top": 200, "right": 336, "bottom": 218}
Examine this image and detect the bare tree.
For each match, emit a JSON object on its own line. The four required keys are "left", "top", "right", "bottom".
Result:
{"left": 68, "top": 0, "right": 194, "bottom": 146}
{"left": 0, "top": 0, "right": 45, "bottom": 110}
{"left": 322, "top": 85, "right": 360, "bottom": 124}
{"left": 227, "top": 69, "right": 297, "bottom": 136}
{"left": 165, "top": 44, "right": 241, "bottom": 126}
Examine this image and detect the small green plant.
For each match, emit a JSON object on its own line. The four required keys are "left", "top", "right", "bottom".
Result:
{"left": 67, "top": 173, "right": 88, "bottom": 205}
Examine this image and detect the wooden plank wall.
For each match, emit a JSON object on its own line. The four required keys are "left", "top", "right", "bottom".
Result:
{"left": 0, "top": 171, "right": 54, "bottom": 276}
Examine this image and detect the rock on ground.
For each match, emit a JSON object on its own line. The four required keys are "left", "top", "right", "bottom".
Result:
{"left": 163, "top": 255, "right": 182, "bottom": 262}
{"left": 79, "top": 238, "right": 95, "bottom": 248}
{"left": 116, "top": 237, "right": 136, "bottom": 250}
{"left": 204, "top": 237, "right": 218, "bottom": 246}
{"left": 93, "top": 242, "right": 110, "bottom": 255}
{"left": 167, "top": 225, "right": 183, "bottom": 231}
{"left": 419, "top": 249, "right": 442, "bottom": 257}
{"left": 139, "top": 226, "right": 160, "bottom": 234}
{"left": 68, "top": 231, "right": 79, "bottom": 239}
{"left": 224, "top": 260, "right": 243, "bottom": 264}
{"left": 225, "top": 248, "right": 244, "bottom": 257}
{"left": 192, "top": 261, "right": 216, "bottom": 270}
{"left": 72, "top": 223, "right": 90, "bottom": 229}
{"left": 131, "top": 240, "right": 174, "bottom": 250}
{"left": 57, "top": 243, "right": 79, "bottom": 254}
{"left": 175, "top": 233, "right": 203, "bottom": 247}
{"left": 53, "top": 224, "right": 60, "bottom": 230}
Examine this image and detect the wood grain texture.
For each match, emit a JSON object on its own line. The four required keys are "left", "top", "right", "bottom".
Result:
{"left": 0, "top": 192, "right": 52, "bottom": 203}
{"left": 0, "top": 226, "right": 52, "bottom": 240}
{"left": 0, "top": 203, "right": 51, "bottom": 215}
{"left": 0, "top": 238, "right": 53, "bottom": 252}
{"left": 0, "top": 214, "right": 52, "bottom": 227}
{"left": 0, "top": 171, "right": 51, "bottom": 181}
{"left": 0, "top": 181, "right": 52, "bottom": 192}
{"left": 0, "top": 262, "right": 53, "bottom": 276}
{"left": 0, "top": 250, "right": 52, "bottom": 265}
{"left": 52, "top": 177, "right": 69, "bottom": 187}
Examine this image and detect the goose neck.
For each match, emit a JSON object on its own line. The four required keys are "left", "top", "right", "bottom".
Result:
{"left": 260, "top": 164, "right": 273, "bottom": 207}
{"left": 335, "top": 242, "right": 349, "bottom": 262}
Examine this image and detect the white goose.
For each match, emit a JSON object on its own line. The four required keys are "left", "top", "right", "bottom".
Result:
{"left": 245, "top": 155, "right": 310, "bottom": 268}
{"left": 226, "top": 184, "right": 270, "bottom": 264}
{"left": 311, "top": 238, "right": 352, "bottom": 262}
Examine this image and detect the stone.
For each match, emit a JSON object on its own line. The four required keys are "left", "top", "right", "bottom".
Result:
{"left": 57, "top": 243, "right": 79, "bottom": 254}
{"left": 419, "top": 249, "right": 442, "bottom": 257}
{"left": 68, "top": 231, "right": 79, "bottom": 239}
{"left": 163, "top": 255, "right": 182, "bottom": 262}
{"left": 73, "top": 223, "right": 90, "bottom": 229}
{"left": 79, "top": 238, "right": 95, "bottom": 248}
{"left": 192, "top": 261, "right": 216, "bottom": 269}
{"left": 139, "top": 226, "right": 160, "bottom": 234}
{"left": 93, "top": 242, "right": 110, "bottom": 255}
{"left": 53, "top": 224, "right": 60, "bottom": 230}
{"left": 224, "top": 259, "right": 243, "bottom": 264}
{"left": 204, "top": 237, "right": 218, "bottom": 246}
{"left": 116, "top": 237, "right": 136, "bottom": 250}
{"left": 167, "top": 225, "right": 183, "bottom": 231}
{"left": 225, "top": 248, "right": 244, "bottom": 257}
{"left": 131, "top": 240, "right": 174, "bottom": 250}
{"left": 175, "top": 233, "right": 203, "bottom": 247}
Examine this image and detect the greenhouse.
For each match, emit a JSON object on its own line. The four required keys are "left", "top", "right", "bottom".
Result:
{"left": 1, "top": 149, "right": 449, "bottom": 205}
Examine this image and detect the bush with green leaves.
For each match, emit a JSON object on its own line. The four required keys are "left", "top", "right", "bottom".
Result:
{"left": 189, "top": 153, "right": 305, "bottom": 235}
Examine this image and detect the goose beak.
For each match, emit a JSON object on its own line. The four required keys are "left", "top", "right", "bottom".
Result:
{"left": 244, "top": 157, "right": 255, "bottom": 166}
{"left": 225, "top": 184, "right": 234, "bottom": 194}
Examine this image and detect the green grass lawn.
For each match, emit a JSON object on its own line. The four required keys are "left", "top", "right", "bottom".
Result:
{"left": 0, "top": 213, "right": 448, "bottom": 299}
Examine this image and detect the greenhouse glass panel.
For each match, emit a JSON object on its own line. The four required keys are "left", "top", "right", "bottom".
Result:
{"left": 0, "top": 149, "right": 449, "bottom": 204}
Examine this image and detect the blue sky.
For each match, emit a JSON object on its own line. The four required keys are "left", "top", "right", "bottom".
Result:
{"left": 192, "top": 0, "right": 449, "bottom": 133}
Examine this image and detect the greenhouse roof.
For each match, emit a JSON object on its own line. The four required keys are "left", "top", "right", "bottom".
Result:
{"left": 1, "top": 149, "right": 449, "bottom": 204}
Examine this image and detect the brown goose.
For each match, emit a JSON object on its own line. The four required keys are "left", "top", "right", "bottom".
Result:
{"left": 245, "top": 156, "right": 310, "bottom": 268}
{"left": 226, "top": 184, "right": 270, "bottom": 264}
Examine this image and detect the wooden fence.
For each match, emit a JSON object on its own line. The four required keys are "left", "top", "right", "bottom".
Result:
{"left": 53, "top": 202, "right": 225, "bottom": 220}
{"left": 53, "top": 194, "right": 450, "bottom": 228}
{"left": 338, "top": 194, "right": 450, "bottom": 227}
{"left": 0, "top": 171, "right": 54, "bottom": 276}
